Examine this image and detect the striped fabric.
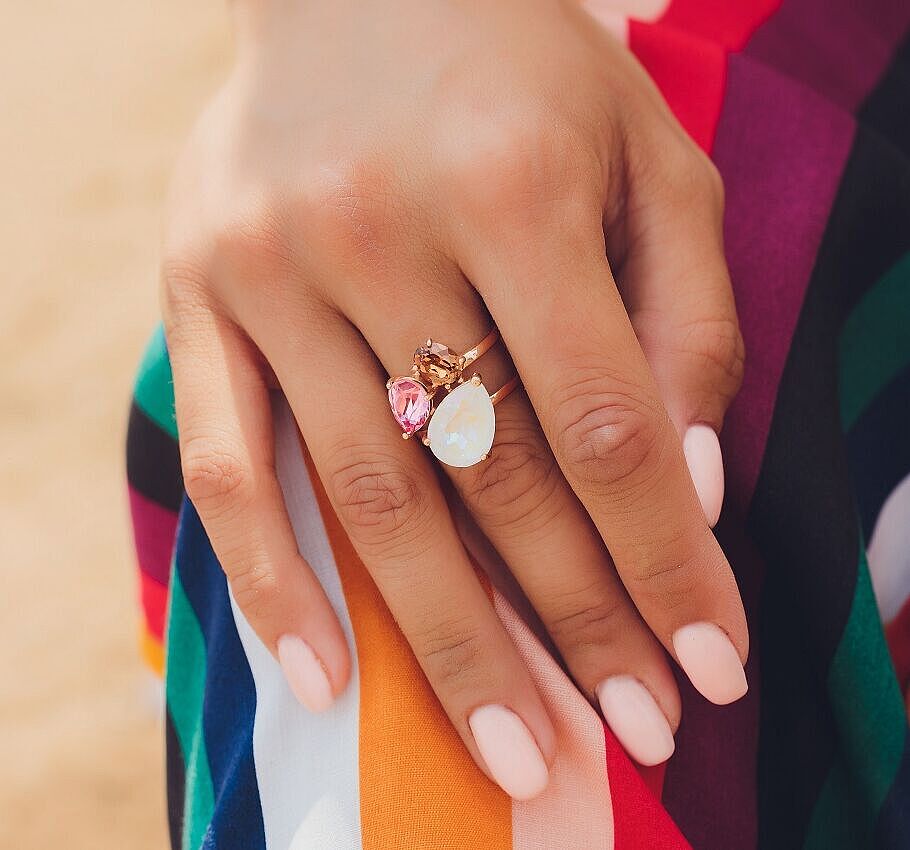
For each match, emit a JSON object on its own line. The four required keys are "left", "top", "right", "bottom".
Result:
{"left": 126, "top": 1, "right": 910, "bottom": 846}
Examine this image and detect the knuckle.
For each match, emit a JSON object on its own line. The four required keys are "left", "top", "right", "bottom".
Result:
{"left": 328, "top": 451, "right": 430, "bottom": 550}
{"left": 449, "top": 114, "right": 586, "bottom": 225}
{"left": 161, "top": 256, "right": 210, "bottom": 321}
{"left": 181, "top": 439, "right": 252, "bottom": 516}
{"left": 547, "top": 587, "right": 629, "bottom": 652}
{"left": 212, "top": 208, "right": 295, "bottom": 279}
{"left": 627, "top": 551, "right": 702, "bottom": 613}
{"left": 414, "top": 618, "right": 485, "bottom": 692}
{"left": 459, "top": 429, "right": 561, "bottom": 533}
{"left": 298, "top": 158, "right": 395, "bottom": 261}
{"left": 555, "top": 377, "right": 667, "bottom": 491}
{"left": 682, "top": 315, "right": 745, "bottom": 393}
{"left": 700, "top": 156, "right": 725, "bottom": 209}
{"left": 226, "top": 554, "right": 279, "bottom": 623}
{"left": 660, "top": 143, "right": 724, "bottom": 213}
{"left": 690, "top": 162, "right": 724, "bottom": 214}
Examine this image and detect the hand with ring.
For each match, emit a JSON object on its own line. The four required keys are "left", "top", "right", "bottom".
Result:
{"left": 162, "top": 0, "right": 748, "bottom": 800}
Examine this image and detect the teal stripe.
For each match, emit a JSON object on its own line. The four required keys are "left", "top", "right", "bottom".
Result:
{"left": 839, "top": 252, "right": 910, "bottom": 430}
{"left": 804, "top": 546, "right": 907, "bottom": 848}
{"left": 165, "top": 565, "right": 214, "bottom": 850}
{"left": 135, "top": 324, "right": 178, "bottom": 440}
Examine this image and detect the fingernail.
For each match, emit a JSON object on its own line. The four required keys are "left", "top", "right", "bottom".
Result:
{"left": 672, "top": 622, "right": 747, "bottom": 705}
{"left": 683, "top": 424, "right": 724, "bottom": 527}
{"left": 596, "top": 676, "right": 675, "bottom": 766}
{"left": 277, "top": 635, "right": 335, "bottom": 713}
{"left": 468, "top": 705, "right": 549, "bottom": 800}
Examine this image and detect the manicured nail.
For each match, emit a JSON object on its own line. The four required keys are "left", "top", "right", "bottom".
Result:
{"left": 683, "top": 424, "right": 724, "bottom": 527}
{"left": 672, "top": 622, "right": 747, "bottom": 705}
{"left": 468, "top": 705, "right": 549, "bottom": 800}
{"left": 277, "top": 635, "right": 334, "bottom": 713}
{"left": 596, "top": 676, "right": 675, "bottom": 766}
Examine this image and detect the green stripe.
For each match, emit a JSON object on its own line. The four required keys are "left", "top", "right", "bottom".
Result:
{"left": 839, "top": 251, "right": 910, "bottom": 430}
{"left": 165, "top": 566, "right": 214, "bottom": 850}
{"left": 807, "top": 251, "right": 910, "bottom": 846}
{"left": 135, "top": 324, "right": 178, "bottom": 440}
{"left": 803, "top": 546, "right": 907, "bottom": 848}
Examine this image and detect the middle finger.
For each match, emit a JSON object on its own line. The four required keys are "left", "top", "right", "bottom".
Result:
{"left": 456, "top": 186, "right": 749, "bottom": 707}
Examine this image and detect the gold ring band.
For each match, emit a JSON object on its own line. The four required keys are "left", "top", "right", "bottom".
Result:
{"left": 459, "top": 328, "right": 499, "bottom": 369}
{"left": 489, "top": 374, "right": 520, "bottom": 407}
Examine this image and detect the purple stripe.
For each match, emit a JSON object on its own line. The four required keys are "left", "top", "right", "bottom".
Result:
{"left": 746, "top": 0, "right": 910, "bottom": 112}
{"left": 661, "top": 54, "right": 853, "bottom": 849}
{"left": 715, "top": 54, "right": 854, "bottom": 513}
{"left": 129, "top": 485, "right": 178, "bottom": 586}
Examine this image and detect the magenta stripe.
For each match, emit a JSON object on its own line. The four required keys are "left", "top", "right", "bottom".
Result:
{"left": 715, "top": 55, "right": 855, "bottom": 512}
{"left": 746, "top": 0, "right": 910, "bottom": 112}
{"left": 129, "top": 485, "right": 178, "bottom": 586}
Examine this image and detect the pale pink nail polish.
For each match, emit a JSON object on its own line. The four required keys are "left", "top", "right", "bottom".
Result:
{"left": 672, "top": 622, "right": 747, "bottom": 705}
{"left": 683, "top": 424, "right": 725, "bottom": 527}
{"left": 596, "top": 676, "right": 675, "bottom": 766}
{"left": 277, "top": 635, "right": 334, "bottom": 713}
{"left": 468, "top": 705, "right": 549, "bottom": 800}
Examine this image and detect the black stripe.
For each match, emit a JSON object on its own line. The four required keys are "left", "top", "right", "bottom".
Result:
{"left": 847, "top": 366, "right": 910, "bottom": 539}
{"left": 165, "top": 706, "right": 186, "bottom": 850}
{"left": 753, "top": 124, "right": 910, "bottom": 848}
{"left": 858, "top": 28, "right": 910, "bottom": 158}
{"left": 127, "top": 401, "right": 183, "bottom": 513}
{"left": 876, "top": 732, "right": 910, "bottom": 847}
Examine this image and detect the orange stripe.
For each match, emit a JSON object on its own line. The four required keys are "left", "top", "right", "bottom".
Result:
{"left": 302, "top": 443, "right": 512, "bottom": 850}
{"left": 140, "top": 625, "right": 165, "bottom": 675}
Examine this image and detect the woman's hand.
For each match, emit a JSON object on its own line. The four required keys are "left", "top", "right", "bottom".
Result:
{"left": 162, "top": 0, "right": 747, "bottom": 799}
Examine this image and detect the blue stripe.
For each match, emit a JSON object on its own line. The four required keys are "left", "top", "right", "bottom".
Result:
{"left": 845, "top": 365, "right": 910, "bottom": 538}
{"left": 876, "top": 730, "right": 910, "bottom": 846}
{"left": 174, "top": 501, "right": 266, "bottom": 849}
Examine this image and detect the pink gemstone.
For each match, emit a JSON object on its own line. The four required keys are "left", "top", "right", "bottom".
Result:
{"left": 388, "top": 377, "right": 431, "bottom": 435}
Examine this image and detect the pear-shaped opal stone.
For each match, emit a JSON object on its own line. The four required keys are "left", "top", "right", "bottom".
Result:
{"left": 428, "top": 381, "right": 495, "bottom": 467}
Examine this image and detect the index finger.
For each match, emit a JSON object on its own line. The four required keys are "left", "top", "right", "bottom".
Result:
{"left": 458, "top": 191, "right": 749, "bottom": 706}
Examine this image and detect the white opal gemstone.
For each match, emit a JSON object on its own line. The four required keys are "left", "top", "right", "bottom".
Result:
{"left": 428, "top": 381, "right": 495, "bottom": 467}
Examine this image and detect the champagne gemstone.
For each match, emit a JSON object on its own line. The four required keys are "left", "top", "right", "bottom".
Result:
{"left": 428, "top": 381, "right": 496, "bottom": 467}
{"left": 414, "top": 341, "right": 461, "bottom": 388}
{"left": 388, "top": 377, "right": 431, "bottom": 434}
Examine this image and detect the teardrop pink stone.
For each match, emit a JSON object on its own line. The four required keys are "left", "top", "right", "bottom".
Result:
{"left": 388, "top": 377, "right": 431, "bottom": 435}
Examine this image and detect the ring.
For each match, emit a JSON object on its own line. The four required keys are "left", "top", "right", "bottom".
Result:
{"left": 386, "top": 331, "right": 521, "bottom": 468}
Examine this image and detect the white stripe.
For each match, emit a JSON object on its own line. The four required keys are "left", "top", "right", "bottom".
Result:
{"left": 868, "top": 470, "right": 910, "bottom": 623}
{"left": 229, "top": 396, "right": 363, "bottom": 850}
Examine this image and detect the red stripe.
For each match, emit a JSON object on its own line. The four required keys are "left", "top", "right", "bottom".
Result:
{"left": 604, "top": 724, "right": 691, "bottom": 849}
{"left": 629, "top": 20, "right": 727, "bottom": 153}
{"left": 140, "top": 570, "right": 168, "bottom": 641}
{"left": 128, "top": 485, "right": 178, "bottom": 586}
{"left": 886, "top": 595, "right": 910, "bottom": 694}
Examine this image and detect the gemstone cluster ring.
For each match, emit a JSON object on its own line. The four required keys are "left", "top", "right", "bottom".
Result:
{"left": 386, "top": 330, "right": 520, "bottom": 468}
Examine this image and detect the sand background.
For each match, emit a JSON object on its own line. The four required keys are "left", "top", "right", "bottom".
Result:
{"left": 1, "top": 3, "right": 231, "bottom": 846}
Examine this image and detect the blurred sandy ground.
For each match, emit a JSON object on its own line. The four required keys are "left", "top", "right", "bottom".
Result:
{"left": 0, "top": 4, "right": 230, "bottom": 847}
